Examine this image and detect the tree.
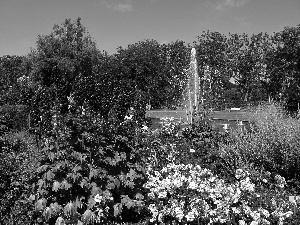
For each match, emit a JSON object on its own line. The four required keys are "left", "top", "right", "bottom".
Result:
{"left": 0, "top": 55, "right": 27, "bottom": 105}
{"left": 194, "top": 31, "right": 231, "bottom": 108}
{"left": 27, "top": 18, "right": 103, "bottom": 129}
{"left": 228, "top": 32, "right": 271, "bottom": 102}
{"left": 114, "top": 39, "right": 168, "bottom": 110}
{"left": 265, "top": 25, "right": 300, "bottom": 111}
{"left": 160, "top": 41, "right": 190, "bottom": 108}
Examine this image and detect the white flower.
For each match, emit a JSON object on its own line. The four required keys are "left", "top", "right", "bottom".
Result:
{"left": 175, "top": 207, "right": 184, "bottom": 221}
{"left": 231, "top": 207, "right": 241, "bottom": 214}
{"left": 124, "top": 114, "right": 133, "bottom": 120}
{"left": 141, "top": 125, "right": 149, "bottom": 131}
{"left": 94, "top": 194, "right": 103, "bottom": 203}
{"left": 158, "top": 191, "right": 167, "bottom": 198}
{"left": 188, "top": 181, "right": 197, "bottom": 189}
{"left": 238, "top": 220, "right": 246, "bottom": 225}
{"left": 148, "top": 192, "right": 155, "bottom": 199}
{"left": 185, "top": 211, "right": 195, "bottom": 221}
{"left": 250, "top": 211, "right": 261, "bottom": 221}
{"left": 240, "top": 177, "right": 255, "bottom": 192}
{"left": 235, "top": 169, "right": 245, "bottom": 179}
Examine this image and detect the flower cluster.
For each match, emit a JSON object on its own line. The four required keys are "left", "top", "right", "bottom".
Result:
{"left": 144, "top": 164, "right": 296, "bottom": 224}
{"left": 159, "top": 117, "right": 180, "bottom": 136}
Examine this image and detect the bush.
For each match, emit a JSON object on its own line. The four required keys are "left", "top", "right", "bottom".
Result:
{"left": 0, "top": 104, "right": 29, "bottom": 132}
{"left": 218, "top": 103, "right": 300, "bottom": 191}
{"left": 0, "top": 131, "right": 41, "bottom": 224}
{"left": 30, "top": 104, "right": 150, "bottom": 224}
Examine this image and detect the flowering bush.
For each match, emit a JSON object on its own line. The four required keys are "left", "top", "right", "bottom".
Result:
{"left": 144, "top": 164, "right": 298, "bottom": 224}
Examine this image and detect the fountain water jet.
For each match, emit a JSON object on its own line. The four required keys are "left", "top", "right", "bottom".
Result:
{"left": 184, "top": 48, "right": 200, "bottom": 124}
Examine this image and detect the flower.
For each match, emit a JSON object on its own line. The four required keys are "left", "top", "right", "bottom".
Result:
{"left": 94, "top": 194, "right": 103, "bottom": 203}
{"left": 185, "top": 211, "right": 195, "bottom": 221}
{"left": 124, "top": 115, "right": 133, "bottom": 120}
{"left": 238, "top": 220, "right": 246, "bottom": 225}
{"left": 141, "top": 125, "right": 149, "bottom": 131}
{"left": 148, "top": 192, "right": 155, "bottom": 199}
{"left": 235, "top": 169, "right": 245, "bottom": 179}
{"left": 175, "top": 207, "right": 184, "bottom": 221}
{"left": 158, "top": 191, "right": 167, "bottom": 198}
{"left": 275, "top": 174, "right": 286, "bottom": 188}
{"left": 188, "top": 181, "right": 197, "bottom": 189}
{"left": 240, "top": 177, "right": 255, "bottom": 192}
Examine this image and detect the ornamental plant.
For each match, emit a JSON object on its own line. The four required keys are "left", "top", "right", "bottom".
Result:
{"left": 140, "top": 116, "right": 300, "bottom": 224}
{"left": 31, "top": 100, "right": 150, "bottom": 224}
{"left": 144, "top": 164, "right": 298, "bottom": 224}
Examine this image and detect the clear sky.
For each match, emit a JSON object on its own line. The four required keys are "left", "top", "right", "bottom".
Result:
{"left": 0, "top": 0, "right": 299, "bottom": 57}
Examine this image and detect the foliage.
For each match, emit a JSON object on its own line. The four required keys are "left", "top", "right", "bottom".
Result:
{"left": 218, "top": 103, "right": 300, "bottom": 190}
{"left": 145, "top": 162, "right": 298, "bottom": 224}
{"left": 31, "top": 103, "right": 150, "bottom": 224}
{"left": 0, "top": 55, "right": 31, "bottom": 105}
{"left": 114, "top": 39, "right": 190, "bottom": 110}
{"left": 27, "top": 18, "right": 105, "bottom": 129}
{"left": 0, "top": 131, "right": 41, "bottom": 224}
{"left": 2, "top": 17, "right": 300, "bottom": 225}
{"left": 194, "top": 31, "right": 232, "bottom": 107}
{"left": 0, "top": 104, "right": 29, "bottom": 132}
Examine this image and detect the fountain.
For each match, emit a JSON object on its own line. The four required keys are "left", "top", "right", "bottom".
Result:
{"left": 185, "top": 48, "right": 200, "bottom": 124}
{"left": 145, "top": 47, "right": 251, "bottom": 131}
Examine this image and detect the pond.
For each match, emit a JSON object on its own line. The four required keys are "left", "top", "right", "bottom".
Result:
{"left": 145, "top": 109, "right": 252, "bottom": 132}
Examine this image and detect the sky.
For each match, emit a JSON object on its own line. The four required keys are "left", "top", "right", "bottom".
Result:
{"left": 0, "top": 0, "right": 299, "bottom": 57}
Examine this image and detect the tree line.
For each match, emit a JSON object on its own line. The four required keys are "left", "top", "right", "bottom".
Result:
{"left": 0, "top": 18, "right": 299, "bottom": 126}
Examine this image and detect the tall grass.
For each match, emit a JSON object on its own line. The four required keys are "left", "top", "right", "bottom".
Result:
{"left": 218, "top": 102, "right": 300, "bottom": 189}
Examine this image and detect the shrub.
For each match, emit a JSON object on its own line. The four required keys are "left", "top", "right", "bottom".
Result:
{"left": 144, "top": 164, "right": 298, "bottom": 224}
{"left": 218, "top": 103, "right": 300, "bottom": 187}
{"left": 0, "top": 131, "right": 41, "bottom": 224}
{"left": 31, "top": 104, "right": 150, "bottom": 224}
{"left": 0, "top": 104, "right": 29, "bottom": 132}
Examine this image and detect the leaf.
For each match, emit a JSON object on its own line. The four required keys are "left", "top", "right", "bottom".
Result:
{"left": 88, "top": 197, "right": 96, "bottom": 209}
{"left": 106, "top": 182, "right": 115, "bottom": 190}
{"left": 28, "top": 194, "right": 36, "bottom": 202}
{"left": 74, "top": 196, "right": 85, "bottom": 209}
{"left": 37, "top": 165, "right": 49, "bottom": 174}
{"left": 89, "top": 169, "right": 96, "bottom": 180}
{"left": 35, "top": 198, "right": 47, "bottom": 211}
{"left": 64, "top": 202, "right": 76, "bottom": 217}
{"left": 135, "top": 193, "right": 144, "bottom": 200}
{"left": 113, "top": 203, "right": 123, "bottom": 217}
{"left": 43, "top": 207, "right": 53, "bottom": 221}
{"left": 52, "top": 181, "right": 60, "bottom": 192}
{"left": 91, "top": 184, "right": 101, "bottom": 196}
{"left": 79, "top": 178, "right": 88, "bottom": 188}
{"left": 82, "top": 209, "right": 94, "bottom": 224}
{"left": 49, "top": 152, "right": 55, "bottom": 161}
{"left": 121, "top": 195, "right": 134, "bottom": 209}
{"left": 45, "top": 170, "right": 55, "bottom": 181}
{"left": 55, "top": 216, "right": 65, "bottom": 225}
{"left": 50, "top": 202, "right": 63, "bottom": 214}
{"left": 72, "top": 165, "right": 82, "bottom": 173}
{"left": 61, "top": 180, "right": 72, "bottom": 190}
{"left": 124, "top": 180, "right": 135, "bottom": 188}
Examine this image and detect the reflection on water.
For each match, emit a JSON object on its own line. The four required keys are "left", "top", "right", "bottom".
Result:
{"left": 148, "top": 117, "right": 251, "bottom": 132}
